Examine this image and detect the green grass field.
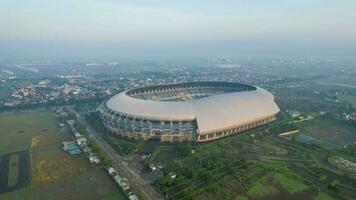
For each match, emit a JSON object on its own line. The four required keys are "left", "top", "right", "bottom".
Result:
{"left": 0, "top": 109, "right": 126, "bottom": 200}
{"left": 338, "top": 94, "right": 356, "bottom": 108}
{"left": 244, "top": 166, "right": 310, "bottom": 199}
{"left": 297, "top": 116, "right": 355, "bottom": 146}
{"left": 314, "top": 191, "right": 341, "bottom": 200}
{"left": 246, "top": 181, "right": 277, "bottom": 198}
{"left": 273, "top": 173, "right": 309, "bottom": 194}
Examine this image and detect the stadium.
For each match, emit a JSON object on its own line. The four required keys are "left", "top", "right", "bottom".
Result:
{"left": 98, "top": 82, "right": 280, "bottom": 142}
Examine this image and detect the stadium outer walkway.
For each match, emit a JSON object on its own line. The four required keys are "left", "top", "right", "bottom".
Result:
{"left": 69, "top": 107, "right": 163, "bottom": 200}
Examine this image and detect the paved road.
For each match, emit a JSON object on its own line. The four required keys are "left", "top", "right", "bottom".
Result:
{"left": 69, "top": 108, "right": 163, "bottom": 200}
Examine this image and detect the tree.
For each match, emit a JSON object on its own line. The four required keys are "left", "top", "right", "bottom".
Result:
{"left": 328, "top": 180, "right": 339, "bottom": 192}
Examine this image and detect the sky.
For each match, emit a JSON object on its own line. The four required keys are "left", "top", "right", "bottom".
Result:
{"left": 1, "top": 0, "right": 356, "bottom": 60}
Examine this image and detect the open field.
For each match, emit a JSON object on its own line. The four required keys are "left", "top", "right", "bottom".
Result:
{"left": 314, "top": 191, "right": 341, "bottom": 200}
{"left": 305, "top": 124, "right": 355, "bottom": 146}
{"left": 246, "top": 181, "right": 277, "bottom": 198}
{"left": 0, "top": 110, "right": 126, "bottom": 200}
{"left": 272, "top": 172, "right": 309, "bottom": 194}
{"left": 244, "top": 171, "right": 316, "bottom": 200}
{"left": 338, "top": 94, "right": 356, "bottom": 108}
{"left": 284, "top": 113, "right": 355, "bottom": 147}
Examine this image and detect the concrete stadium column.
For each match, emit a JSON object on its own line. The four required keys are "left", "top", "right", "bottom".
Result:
{"left": 149, "top": 122, "right": 153, "bottom": 135}
{"left": 170, "top": 120, "right": 173, "bottom": 134}
{"left": 131, "top": 116, "right": 136, "bottom": 130}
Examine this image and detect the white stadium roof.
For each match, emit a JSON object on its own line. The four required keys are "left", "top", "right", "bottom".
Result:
{"left": 106, "top": 86, "right": 280, "bottom": 134}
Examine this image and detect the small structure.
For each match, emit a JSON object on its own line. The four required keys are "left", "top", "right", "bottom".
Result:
{"left": 83, "top": 146, "right": 92, "bottom": 154}
{"left": 168, "top": 172, "right": 177, "bottom": 179}
{"left": 66, "top": 119, "right": 75, "bottom": 127}
{"left": 295, "top": 134, "right": 316, "bottom": 144}
{"left": 74, "top": 131, "right": 82, "bottom": 138}
{"left": 149, "top": 163, "right": 156, "bottom": 171}
{"left": 62, "top": 141, "right": 82, "bottom": 155}
{"left": 121, "top": 182, "right": 130, "bottom": 191}
{"left": 60, "top": 112, "right": 68, "bottom": 118}
{"left": 108, "top": 167, "right": 118, "bottom": 176}
{"left": 76, "top": 137, "right": 88, "bottom": 147}
{"left": 106, "top": 166, "right": 139, "bottom": 199}
{"left": 89, "top": 155, "right": 101, "bottom": 164}
{"left": 346, "top": 113, "right": 356, "bottom": 121}
{"left": 113, "top": 175, "right": 130, "bottom": 191}
{"left": 128, "top": 195, "right": 139, "bottom": 200}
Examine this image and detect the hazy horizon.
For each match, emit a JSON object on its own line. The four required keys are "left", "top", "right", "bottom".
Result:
{"left": 1, "top": 0, "right": 356, "bottom": 60}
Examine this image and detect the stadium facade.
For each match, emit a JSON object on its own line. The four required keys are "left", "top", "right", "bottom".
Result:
{"left": 98, "top": 82, "right": 280, "bottom": 142}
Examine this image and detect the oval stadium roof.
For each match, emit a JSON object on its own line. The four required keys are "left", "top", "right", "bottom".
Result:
{"left": 106, "top": 82, "right": 280, "bottom": 134}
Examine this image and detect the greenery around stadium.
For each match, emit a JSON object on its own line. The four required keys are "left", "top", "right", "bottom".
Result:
{"left": 84, "top": 112, "right": 354, "bottom": 199}
{"left": 137, "top": 82, "right": 355, "bottom": 200}
{"left": 146, "top": 117, "right": 355, "bottom": 200}
{"left": 83, "top": 82, "right": 356, "bottom": 200}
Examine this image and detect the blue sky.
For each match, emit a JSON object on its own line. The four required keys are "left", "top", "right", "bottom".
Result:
{"left": 1, "top": 0, "right": 356, "bottom": 59}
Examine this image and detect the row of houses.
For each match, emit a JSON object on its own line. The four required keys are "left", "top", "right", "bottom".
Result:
{"left": 62, "top": 117, "right": 100, "bottom": 164}
{"left": 106, "top": 166, "right": 139, "bottom": 200}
